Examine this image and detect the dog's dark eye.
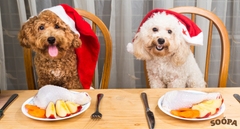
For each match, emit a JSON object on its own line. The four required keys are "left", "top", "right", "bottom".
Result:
{"left": 152, "top": 28, "right": 158, "bottom": 32}
{"left": 55, "top": 25, "right": 60, "bottom": 29}
{"left": 39, "top": 26, "right": 44, "bottom": 30}
{"left": 168, "top": 30, "right": 172, "bottom": 34}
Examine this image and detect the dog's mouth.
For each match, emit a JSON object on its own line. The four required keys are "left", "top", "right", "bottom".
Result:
{"left": 156, "top": 45, "right": 164, "bottom": 51}
{"left": 48, "top": 45, "right": 58, "bottom": 57}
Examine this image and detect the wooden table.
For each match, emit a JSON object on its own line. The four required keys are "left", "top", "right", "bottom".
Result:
{"left": 1, "top": 88, "right": 240, "bottom": 129}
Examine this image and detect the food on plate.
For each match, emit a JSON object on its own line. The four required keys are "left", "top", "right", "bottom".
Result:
{"left": 66, "top": 101, "right": 82, "bottom": 114}
{"left": 162, "top": 90, "right": 221, "bottom": 111}
{"left": 170, "top": 109, "right": 200, "bottom": 118}
{"left": 25, "top": 104, "right": 40, "bottom": 111}
{"left": 170, "top": 99, "right": 223, "bottom": 119}
{"left": 192, "top": 98, "right": 223, "bottom": 118}
{"left": 25, "top": 104, "right": 46, "bottom": 118}
{"left": 56, "top": 100, "right": 71, "bottom": 117}
{"left": 33, "top": 85, "right": 91, "bottom": 109}
{"left": 165, "top": 90, "right": 224, "bottom": 119}
{"left": 25, "top": 100, "right": 82, "bottom": 119}
{"left": 24, "top": 85, "right": 90, "bottom": 119}
{"left": 28, "top": 109, "right": 46, "bottom": 118}
{"left": 25, "top": 105, "right": 46, "bottom": 118}
{"left": 46, "top": 101, "right": 57, "bottom": 119}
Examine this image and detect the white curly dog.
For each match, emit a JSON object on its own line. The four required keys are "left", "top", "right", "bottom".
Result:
{"left": 127, "top": 11, "right": 206, "bottom": 88}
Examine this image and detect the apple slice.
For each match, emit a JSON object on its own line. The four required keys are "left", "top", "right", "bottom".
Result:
{"left": 192, "top": 104, "right": 211, "bottom": 118}
{"left": 46, "top": 101, "right": 57, "bottom": 119}
{"left": 66, "top": 101, "right": 82, "bottom": 114}
{"left": 56, "top": 100, "right": 71, "bottom": 117}
{"left": 192, "top": 98, "right": 223, "bottom": 118}
{"left": 199, "top": 99, "right": 223, "bottom": 115}
{"left": 201, "top": 98, "right": 223, "bottom": 115}
{"left": 199, "top": 103, "right": 217, "bottom": 115}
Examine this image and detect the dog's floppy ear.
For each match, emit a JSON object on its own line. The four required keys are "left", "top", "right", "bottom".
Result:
{"left": 133, "top": 33, "right": 152, "bottom": 60}
{"left": 18, "top": 16, "right": 38, "bottom": 48}
{"left": 72, "top": 34, "right": 82, "bottom": 48}
{"left": 171, "top": 36, "right": 190, "bottom": 66}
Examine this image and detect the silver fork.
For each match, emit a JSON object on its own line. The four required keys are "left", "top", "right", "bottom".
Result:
{"left": 91, "top": 93, "right": 104, "bottom": 119}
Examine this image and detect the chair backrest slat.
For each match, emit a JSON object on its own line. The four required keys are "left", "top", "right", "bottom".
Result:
{"left": 91, "top": 22, "right": 96, "bottom": 88}
{"left": 204, "top": 20, "right": 213, "bottom": 86}
{"left": 204, "top": 21, "right": 213, "bottom": 86}
{"left": 190, "top": 14, "right": 196, "bottom": 53}
{"left": 23, "top": 48, "right": 35, "bottom": 90}
{"left": 144, "top": 60, "right": 150, "bottom": 88}
{"left": 92, "top": 22, "right": 96, "bottom": 33}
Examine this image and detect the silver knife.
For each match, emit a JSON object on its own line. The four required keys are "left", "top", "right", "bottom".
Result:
{"left": 141, "top": 92, "right": 155, "bottom": 129}
{"left": 233, "top": 94, "right": 240, "bottom": 103}
{"left": 0, "top": 94, "right": 18, "bottom": 119}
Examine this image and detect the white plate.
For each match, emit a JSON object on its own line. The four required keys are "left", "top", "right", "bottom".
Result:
{"left": 158, "top": 90, "right": 225, "bottom": 121}
{"left": 21, "top": 91, "right": 91, "bottom": 121}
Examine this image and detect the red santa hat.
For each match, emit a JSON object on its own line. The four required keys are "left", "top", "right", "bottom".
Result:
{"left": 41, "top": 4, "right": 100, "bottom": 89}
{"left": 132, "top": 9, "right": 203, "bottom": 46}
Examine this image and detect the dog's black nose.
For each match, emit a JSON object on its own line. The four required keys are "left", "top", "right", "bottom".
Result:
{"left": 158, "top": 38, "right": 165, "bottom": 44}
{"left": 47, "top": 37, "right": 56, "bottom": 44}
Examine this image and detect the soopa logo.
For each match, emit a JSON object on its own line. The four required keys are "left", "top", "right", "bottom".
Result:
{"left": 210, "top": 117, "right": 237, "bottom": 126}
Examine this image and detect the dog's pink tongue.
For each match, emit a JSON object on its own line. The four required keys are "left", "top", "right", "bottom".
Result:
{"left": 48, "top": 46, "right": 58, "bottom": 57}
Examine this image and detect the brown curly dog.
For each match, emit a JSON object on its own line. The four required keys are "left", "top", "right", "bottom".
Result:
{"left": 18, "top": 10, "right": 83, "bottom": 89}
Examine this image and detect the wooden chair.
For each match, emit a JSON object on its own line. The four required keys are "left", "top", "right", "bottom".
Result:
{"left": 144, "top": 6, "right": 230, "bottom": 88}
{"left": 23, "top": 9, "right": 112, "bottom": 89}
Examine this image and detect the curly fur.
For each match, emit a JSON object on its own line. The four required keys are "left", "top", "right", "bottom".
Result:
{"left": 132, "top": 12, "right": 206, "bottom": 88}
{"left": 18, "top": 10, "right": 83, "bottom": 89}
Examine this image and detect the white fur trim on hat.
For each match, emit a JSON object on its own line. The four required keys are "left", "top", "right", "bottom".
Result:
{"left": 41, "top": 5, "right": 80, "bottom": 37}
{"left": 183, "top": 32, "right": 203, "bottom": 46}
{"left": 127, "top": 43, "right": 134, "bottom": 54}
{"left": 178, "top": 21, "right": 203, "bottom": 46}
